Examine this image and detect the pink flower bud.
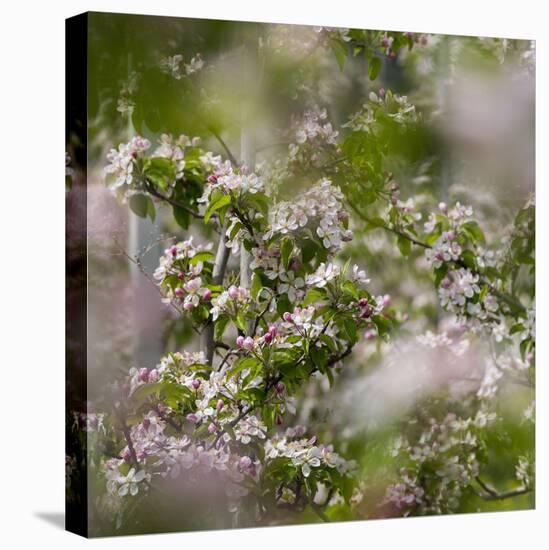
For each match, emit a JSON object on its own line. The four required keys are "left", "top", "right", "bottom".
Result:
{"left": 183, "top": 301, "right": 194, "bottom": 311}
{"left": 276, "top": 382, "right": 285, "bottom": 393}
{"left": 138, "top": 368, "right": 149, "bottom": 383}
{"left": 379, "top": 87, "right": 386, "bottom": 98}
{"left": 361, "top": 305, "right": 373, "bottom": 319}
{"left": 263, "top": 331, "right": 273, "bottom": 343}
{"left": 239, "top": 456, "right": 252, "bottom": 469}
{"left": 207, "top": 174, "right": 217, "bottom": 183}
{"left": 169, "top": 246, "right": 178, "bottom": 257}
{"left": 358, "top": 298, "right": 368, "bottom": 307}
{"left": 148, "top": 369, "right": 159, "bottom": 383}
{"left": 175, "top": 287, "right": 185, "bottom": 298}
{"left": 236, "top": 335, "right": 245, "bottom": 348}
{"left": 202, "top": 288, "right": 212, "bottom": 300}
{"left": 382, "top": 294, "right": 391, "bottom": 306}
{"left": 216, "top": 399, "right": 224, "bottom": 411}
{"left": 445, "top": 230, "right": 455, "bottom": 241}
{"left": 337, "top": 210, "right": 350, "bottom": 223}
{"left": 439, "top": 202, "right": 448, "bottom": 214}
{"left": 208, "top": 423, "right": 217, "bottom": 434}
{"left": 365, "top": 329, "right": 377, "bottom": 340}
{"left": 283, "top": 312, "right": 293, "bottom": 323}
{"left": 192, "top": 379, "right": 201, "bottom": 390}
{"left": 381, "top": 36, "right": 391, "bottom": 48}
{"left": 177, "top": 272, "right": 185, "bottom": 280}
{"left": 186, "top": 413, "right": 198, "bottom": 424}
{"left": 243, "top": 337, "right": 254, "bottom": 350}
{"left": 275, "top": 414, "right": 283, "bottom": 426}
{"left": 441, "top": 278, "right": 451, "bottom": 289}
{"left": 228, "top": 285, "right": 239, "bottom": 300}
{"left": 268, "top": 324, "right": 277, "bottom": 336}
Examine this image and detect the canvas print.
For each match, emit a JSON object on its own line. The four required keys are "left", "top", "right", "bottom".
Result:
{"left": 65, "top": 12, "right": 535, "bottom": 537}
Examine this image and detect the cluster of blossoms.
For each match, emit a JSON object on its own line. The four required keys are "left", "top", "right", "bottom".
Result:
{"left": 385, "top": 409, "right": 497, "bottom": 515}
{"left": 425, "top": 230, "right": 462, "bottom": 268}
{"left": 104, "top": 136, "right": 151, "bottom": 191}
{"left": 200, "top": 161, "right": 264, "bottom": 202}
{"left": 154, "top": 237, "right": 214, "bottom": 310}
{"left": 265, "top": 426, "right": 356, "bottom": 479}
{"left": 438, "top": 268, "right": 480, "bottom": 313}
{"left": 344, "top": 90, "right": 419, "bottom": 133}
{"left": 287, "top": 106, "right": 339, "bottom": 168}
{"left": 515, "top": 455, "right": 534, "bottom": 489}
{"left": 210, "top": 285, "right": 250, "bottom": 321}
{"left": 160, "top": 53, "right": 205, "bottom": 79}
{"left": 264, "top": 179, "right": 352, "bottom": 254}
{"left": 154, "top": 134, "right": 202, "bottom": 180}
{"left": 103, "top": 411, "right": 251, "bottom": 502}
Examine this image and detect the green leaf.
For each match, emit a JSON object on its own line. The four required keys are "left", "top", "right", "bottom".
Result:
{"left": 144, "top": 157, "right": 176, "bottom": 192}
{"left": 189, "top": 251, "right": 215, "bottom": 265}
{"left": 461, "top": 249, "right": 477, "bottom": 270}
{"left": 129, "top": 194, "right": 151, "bottom": 218}
{"left": 342, "top": 280, "right": 359, "bottom": 299}
{"left": 227, "top": 356, "right": 261, "bottom": 379}
{"left": 276, "top": 294, "right": 292, "bottom": 318}
{"left": 173, "top": 205, "right": 190, "bottom": 229}
{"left": 251, "top": 273, "right": 263, "bottom": 301}
{"left": 281, "top": 238, "right": 293, "bottom": 270}
{"left": 330, "top": 38, "right": 348, "bottom": 71}
{"left": 461, "top": 221, "right": 486, "bottom": 244}
{"left": 204, "top": 193, "right": 232, "bottom": 223}
{"left": 214, "top": 315, "right": 230, "bottom": 341}
{"left": 368, "top": 56, "right": 382, "bottom": 80}
{"left": 303, "top": 288, "right": 327, "bottom": 306}
{"left": 147, "top": 197, "right": 156, "bottom": 222}
{"left": 234, "top": 313, "right": 247, "bottom": 333}
{"left": 397, "top": 235, "right": 412, "bottom": 256}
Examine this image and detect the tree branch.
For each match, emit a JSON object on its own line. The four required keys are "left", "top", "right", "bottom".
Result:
{"left": 474, "top": 476, "right": 531, "bottom": 500}
{"left": 201, "top": 218, "right": 231, "bottom": 363}
{"left": 144, "top": 181, "right": 203, "bottom": 219}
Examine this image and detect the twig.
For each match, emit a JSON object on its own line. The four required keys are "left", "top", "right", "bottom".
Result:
{"left": 474, "top": 476, "right": 531, "bottom": 500}
{"left": 209, "top": 128, "right": 238, "bottom": 166}
{"left": 144, "top": 181, "right": 203, "bottom": 219}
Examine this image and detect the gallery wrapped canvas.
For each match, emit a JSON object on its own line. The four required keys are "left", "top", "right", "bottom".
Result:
{"left": 66, "top": 11, "right": 535, "bottom": 538}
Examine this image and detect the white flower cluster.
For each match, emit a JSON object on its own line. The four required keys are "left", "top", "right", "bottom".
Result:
{"left": 201, "top": 161, "right": 264, "bottom": 203}
{"left": 160, "top": 53, "right": 205, "bottom": 79}
{"left": 288, "top": 106, "right": 339, "bottom": 167}
{"left": 515, "top": 456, "right": 533, "bottom": 489}
{"left": 438, "top": 268, "right": 480, "bottom": 313}
{"left": 104, "top": 135, "right": 151, "bottom": 191}
{"left": 306, "top": 262, "right": 340, "bottom": 288}
{"left": 154, "top": 237, "right": 214, "bottom": 310}
{"left": 425, "top": 231, "right": 462, "bottom": 268}
{"left": 154, "top": 134, "right": 201, "bottom": 179}
{"left": 264, "top": 179, "right": 352, "bottom": 254}
{"left": 210, "top": 285, "right": 250, "bottom": 321}
{"left": 344, "top": 91, "right": 418, "bottom": 132}
{"left": 265, "top": 428, "right": 355, "bottom": 479}
{"left": 386, "top": 410, "right": 496, "bottom": 515}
